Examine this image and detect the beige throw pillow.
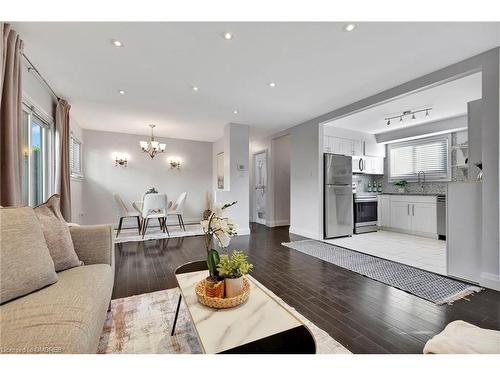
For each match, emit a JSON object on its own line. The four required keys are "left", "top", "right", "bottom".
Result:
{"left": 0, "top": 207, "right": 58, "bottom": 304}
{"left": 34, "top": 195, "right": 83, "bottom": 272}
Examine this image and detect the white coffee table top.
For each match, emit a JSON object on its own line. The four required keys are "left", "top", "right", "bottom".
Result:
{"left": 176, "top": 270, "right": 303, "bottom": 353}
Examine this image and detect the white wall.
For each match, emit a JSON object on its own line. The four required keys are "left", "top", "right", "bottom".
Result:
{"left": 81, "top": 129, "right": 212, "bottom": 227}
{"left": 271, "top": 134, "right": 291, "bottom": 226}
{"left": 213, "top": 123, "right": 250, "bottom": 235}
{"left": 289, "top": 120, "right": 322, "bottom": 239}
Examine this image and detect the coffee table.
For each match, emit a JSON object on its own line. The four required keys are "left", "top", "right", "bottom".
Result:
{"left": 171, "top": 261, "right": 316, "bottom": 354}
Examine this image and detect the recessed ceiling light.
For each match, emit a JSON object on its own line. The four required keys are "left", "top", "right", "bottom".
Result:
{"left": 268, "top": 82, "right": 276, "bottom": 88}
{"left": 192, "top": 86, "right": 199, "bottom": 92}
{"left": 224, "top": 32, "right": 233, "bottom": 40}
{"left": 233, "top": 110, "right": 239, "bottom": 114}
{"left": 343, "top": 23, "right": 357, "bottom": 32}
{"left": 118, "top": 90, "right": 126, "bottom": 95}
{"left": 111, "top": 39, "right": 124, "bottom": 47}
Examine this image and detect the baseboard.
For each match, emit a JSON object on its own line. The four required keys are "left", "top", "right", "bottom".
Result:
{"left": 267, "top": 219, "right": 290, "bottom": 227}
{"left": 480, "top": 272, "right": 500, "bottom": 291}
{"left": 379, "top": 226, "right": 438, "bottom": 239}
{"left": 289, "top": 227, "right": 320, "bottom": 240}
{"left": 237, "top": 227, "right": 251, "bottom": 236}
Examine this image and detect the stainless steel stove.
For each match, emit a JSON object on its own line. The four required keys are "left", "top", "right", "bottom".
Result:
{"left": 353, "top": 193, "right": 378, "bottom": 234}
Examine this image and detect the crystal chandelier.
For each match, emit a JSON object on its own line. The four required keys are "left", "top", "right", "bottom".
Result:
{"left": 139, "top": 124, "right": 166, "bottom": 159}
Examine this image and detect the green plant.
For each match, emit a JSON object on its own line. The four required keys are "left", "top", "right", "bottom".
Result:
{"left": 393, "top": 180, "right": 408, "bottom": 188}
{"left": 217, "top": 250, "right": 254, "bottom": 279}
{"left": 201, "top": 201, "right": 238, "bottom": 279}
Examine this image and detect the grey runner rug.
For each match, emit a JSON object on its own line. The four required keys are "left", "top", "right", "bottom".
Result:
{"left": 282, "top": 240, "right": 482, "bottom": 305}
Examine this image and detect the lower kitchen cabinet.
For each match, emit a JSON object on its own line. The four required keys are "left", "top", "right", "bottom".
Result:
{"left": 378, "top": 194, "right": 438, "bottom": 238}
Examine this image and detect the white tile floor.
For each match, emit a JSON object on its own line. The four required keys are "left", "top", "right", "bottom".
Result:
{"left": 324, "top": 230, "right": 447, "bottom": 275}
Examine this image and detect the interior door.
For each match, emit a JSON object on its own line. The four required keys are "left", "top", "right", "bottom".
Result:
{"left": 253, "top": 152, "right": 267, "bottom": 225}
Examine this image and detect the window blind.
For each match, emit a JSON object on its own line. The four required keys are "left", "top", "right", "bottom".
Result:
{"left": 70, "top": 136, "right": 82, "bottom": 176}
{"left": 388, "top": 134, "right": 450, "bottom": 181}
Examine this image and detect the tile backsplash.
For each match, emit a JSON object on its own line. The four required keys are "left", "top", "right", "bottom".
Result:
{"left": 354, "top": 130, "right": 468, "bottom": 195}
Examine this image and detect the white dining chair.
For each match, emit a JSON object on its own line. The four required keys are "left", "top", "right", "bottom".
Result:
{"left": 141, "top": 193, "right": 169, "bottom": 238}
{"left": 113, "top": 193, "right": 141, "bottom": 238}
{"left": 167, "top": 192, "right": 187, "bottom": 231}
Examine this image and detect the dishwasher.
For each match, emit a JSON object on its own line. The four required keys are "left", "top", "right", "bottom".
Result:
{"left": 437, "top": 195, "right": 446, "bottom": 240}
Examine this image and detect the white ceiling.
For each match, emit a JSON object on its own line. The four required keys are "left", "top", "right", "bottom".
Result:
{"left": 12, "top": 22, "right": 500, "bottom": 142}
{"left": 325, "top": 72, "right": 482, "bottom": 134}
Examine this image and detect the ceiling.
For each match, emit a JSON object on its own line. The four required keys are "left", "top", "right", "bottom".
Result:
{"left": 324, "top": 72, "right": 482, "bottom": 134}
{"left": 13, "top": 22, "right": 500, "bottom": 142}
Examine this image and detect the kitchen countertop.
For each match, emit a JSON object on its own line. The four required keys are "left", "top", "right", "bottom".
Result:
{"left": 377, "top": 192, "right": 446, "bottom": 196}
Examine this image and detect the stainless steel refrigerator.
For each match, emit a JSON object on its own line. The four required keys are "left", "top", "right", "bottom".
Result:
{"left": 324, "top": 153, "right": 353, "bottom": 238}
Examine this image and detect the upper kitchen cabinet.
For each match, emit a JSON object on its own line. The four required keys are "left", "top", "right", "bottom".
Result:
{"left": 364, "top": 156, "right": 384, "bottom": 175}
{"left": 323, "top": 135, "right": 363, "bottom": 156}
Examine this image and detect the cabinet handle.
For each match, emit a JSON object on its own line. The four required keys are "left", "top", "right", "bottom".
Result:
{"left": 412, "top": 204, "right": 415, "bottom": 216}
{"left": 407, "top": 204, "right": 410, "bottom": 215}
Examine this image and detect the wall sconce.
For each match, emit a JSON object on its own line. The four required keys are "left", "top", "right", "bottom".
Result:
{"left": 112, "top": 153, "right": 129, "bottom": 167}
{"left": 168, "top": 157, "right": 181, "bottom": 170}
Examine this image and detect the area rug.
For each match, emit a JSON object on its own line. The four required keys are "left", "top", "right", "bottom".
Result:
{"left": 114, "top": 224, "right": 204, "bottom": 244}
{"left": 97, "top": 282, "right": 351, "bottom": 354}
{"left": 282, "top": 240, "right": 482, "bottom": 305}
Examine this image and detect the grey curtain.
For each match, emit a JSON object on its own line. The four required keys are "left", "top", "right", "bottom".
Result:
{"left": 55, "top": 99, "right": 71, "bottom": 221}
{"left": 0, "top": 23, "right": 24, "bottom": 207}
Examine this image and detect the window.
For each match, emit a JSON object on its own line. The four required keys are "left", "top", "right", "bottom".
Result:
{"left": 70, "top": 135, "right": 83, "bottom": 177}
{"left": 21, "top": 103, "right": 54, "bottom": 206}
{"left": 388, "top": 134, "right": 451, "bottom": 182}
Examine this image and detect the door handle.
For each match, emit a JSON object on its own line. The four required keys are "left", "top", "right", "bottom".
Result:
{"left": 412, "top": 204, "right": 415, "bottom": 216}
{"left": 359, "top": 159, "right": 362, "bottom": 171}
{"left": 407, "top": 204, "right": 410, "bottom": 215}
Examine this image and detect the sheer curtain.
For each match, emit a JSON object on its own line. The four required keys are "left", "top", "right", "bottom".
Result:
{"left": 55, "top": 99, "right": 71, "bottom": 221}
{"left": 0, "top": 23, "right": 24, "bottom": 207}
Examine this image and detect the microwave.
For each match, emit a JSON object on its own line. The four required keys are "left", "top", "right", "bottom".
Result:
{"left": 352, "top": 156, "right": 366, "bottom": 174}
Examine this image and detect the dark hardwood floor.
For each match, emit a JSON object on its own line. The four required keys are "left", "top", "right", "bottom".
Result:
{"left": 113, "top": 223, "right": 500, "bottom": 354}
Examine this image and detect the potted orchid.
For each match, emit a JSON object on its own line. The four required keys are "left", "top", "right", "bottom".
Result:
{"left": 200, "top": 201, "right": 238, "bottom": 297}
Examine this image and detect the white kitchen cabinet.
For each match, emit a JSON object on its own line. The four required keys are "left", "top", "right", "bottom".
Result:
{"left": 323, "top": 135, "right": 363, "bottom": 156}
{"left": 377, "top": 195, "right": 391, "bottom": 227}
{"left": 412, "top": 202, "right": 437, "bottom": 234}
{"left": 364, "top": 156, "right": 384, "bottom": 175}
{"left": 379, "top": 195, "right": 438, "bottom": 238}
{"left": 390, "top": 201, "right": 412, "bottom": 231}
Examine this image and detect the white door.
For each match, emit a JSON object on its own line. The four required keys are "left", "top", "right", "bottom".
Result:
{"left": 331, "top": 137, "right": 343, "bottom": 154}
{"left": 352, "top": 140, "right": 363, "bottom": 156}
{"left": 253, "top": 151, "right": 267, "bottom": 225}
{"left": 411, "top": 203, "right": 437, "bottom": 235}
{"left": 340, "top": 138, "right": 354, "bottom": 156}
{"left": 378, "top": 195, "right": 391, "bottom": 227}
{"left": 390, "top": 201, "right": 412, "bottom": 231}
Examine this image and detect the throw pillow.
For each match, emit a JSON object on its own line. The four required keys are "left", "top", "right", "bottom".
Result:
{"left": 0, "top": 207, "right": 58, "bottom": 304}
{"left": 34, "top": 195, "right": 83, "bottom": 272}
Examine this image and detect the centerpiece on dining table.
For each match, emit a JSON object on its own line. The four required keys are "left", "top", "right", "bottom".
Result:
{"left": 196, "top": 201, "right": 254, "bottom": 309}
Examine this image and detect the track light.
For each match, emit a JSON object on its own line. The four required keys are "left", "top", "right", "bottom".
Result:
{"left": 385, "top": 107, "right": 432, "bottom": 126}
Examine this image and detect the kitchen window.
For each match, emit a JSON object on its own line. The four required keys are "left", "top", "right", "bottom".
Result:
{"left": 388, "top": 134, "right": 451, "bottom": 182}
{"left": 70, "top": 134, "right": 83, "bottom": 178}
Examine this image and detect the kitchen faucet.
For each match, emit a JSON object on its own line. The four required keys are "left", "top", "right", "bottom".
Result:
{"left": 417, "top": 171, "right": 426, "bottom": 192}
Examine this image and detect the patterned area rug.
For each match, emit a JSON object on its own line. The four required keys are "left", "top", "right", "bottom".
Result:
{"left": 98, "top": 284, "right": 351, "bottom": 354}
{"left": 114, "top": 224, "right": 204, "bottom": 244}
{"left": 282, "top": 240, "right": 482, "bottom": 305}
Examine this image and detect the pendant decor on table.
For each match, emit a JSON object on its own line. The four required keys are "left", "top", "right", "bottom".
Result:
{"left": 198, "top": 201, "right": 254, "bottom": 308}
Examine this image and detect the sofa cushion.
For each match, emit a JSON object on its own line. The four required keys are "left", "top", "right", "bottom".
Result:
{"left": 0, "top": 207, "right": 58, "bottom": 305}
{"left": 0, "top": 264, "right": 113, "bottom": 354}
{"left": 34, "top": 195, "right": 82, "bottom": 272}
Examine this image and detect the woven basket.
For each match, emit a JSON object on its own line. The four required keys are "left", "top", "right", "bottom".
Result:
{"left": 196, "top": 277, "right": 250, "bottom": 309}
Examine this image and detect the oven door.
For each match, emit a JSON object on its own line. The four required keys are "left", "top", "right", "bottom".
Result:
{"left": 354, "top": 200, "right": 378, "bottom": 226}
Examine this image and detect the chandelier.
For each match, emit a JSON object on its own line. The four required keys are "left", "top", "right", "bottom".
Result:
{"left": 139, "top": 124, "right": 166, "bottom": 159}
